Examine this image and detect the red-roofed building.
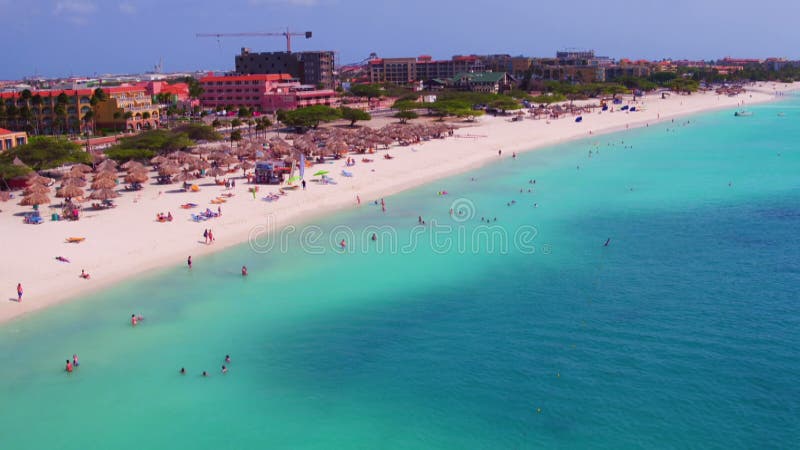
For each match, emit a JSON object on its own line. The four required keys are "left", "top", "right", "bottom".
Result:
{"left": 0, "top": 128, "right": 27, "bottom": 152}
{"left": 1, "top": 85, "right": 159, "bottom": 134}
{"left": 199, "top": 74, "right": 337, "bottom": 112}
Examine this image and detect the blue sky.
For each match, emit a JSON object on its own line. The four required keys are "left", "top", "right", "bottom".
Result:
{"left": 1, "top": 0, "right": 797, "bottom": 79}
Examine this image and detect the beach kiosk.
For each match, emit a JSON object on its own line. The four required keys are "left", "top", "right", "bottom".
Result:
{"left": 254, "top": 162, "right": 284, "bottom": 185}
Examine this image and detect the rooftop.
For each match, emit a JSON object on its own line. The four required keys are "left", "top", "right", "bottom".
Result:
{"left": 200, "top": 74, "right": 293, "bottom": 83}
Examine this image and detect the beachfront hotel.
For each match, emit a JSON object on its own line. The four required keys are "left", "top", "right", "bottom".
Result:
{"left": 0, "top": 86, "right": 161, "bottom": 134}
{"left": 198, "top": 73, "right": 338, "bottom": 112}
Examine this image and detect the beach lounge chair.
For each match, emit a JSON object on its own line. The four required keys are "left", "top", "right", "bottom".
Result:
{"left": 341, "top": 170, "right": 353, "bottom": 177}
{"left": 66, "top": 237, "right": 86, "bottom": 243}
{"left": 24, "top": 212, "right": 44, "bottom": 224}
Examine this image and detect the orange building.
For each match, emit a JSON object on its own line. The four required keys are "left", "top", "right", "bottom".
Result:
{"left": 0, "top": 128, "right": 27, "bottom": 151}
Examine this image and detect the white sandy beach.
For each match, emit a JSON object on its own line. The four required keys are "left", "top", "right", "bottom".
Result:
{"left": 0, "top": 82, "right": 795, "bottom": 323}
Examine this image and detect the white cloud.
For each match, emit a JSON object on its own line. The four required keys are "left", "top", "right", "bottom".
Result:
{"left": 53, "top": 0, "right": 96, "bottom": 15}
{"left": 119, "top": 1, "right": 136, "bottom": 14}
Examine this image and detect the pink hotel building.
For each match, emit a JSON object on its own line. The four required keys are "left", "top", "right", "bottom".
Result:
{"left": 199, "top": 74, "right": 338, "bottom": 112}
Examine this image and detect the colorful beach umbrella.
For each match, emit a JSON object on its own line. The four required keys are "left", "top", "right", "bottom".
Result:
{"left": 313, "top": 170, "right": 329, "bottom": 177}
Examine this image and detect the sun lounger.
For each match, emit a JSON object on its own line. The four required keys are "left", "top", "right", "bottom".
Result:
{"left": 341, "top": 170, "right": 353, "bottom": 177}
{"left": 66, "top": 237, "right": 85, "bottom": 243}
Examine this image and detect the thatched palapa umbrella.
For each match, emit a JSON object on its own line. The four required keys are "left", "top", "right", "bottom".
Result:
{"left": 124, "top": 172, "right": 149, "bottom": 184}
{"left": 24, "top": 183, "right": 51, "bottom": 195}
{"left": 26, "top": 174, "right": 53, "bottom": 186}
{"left": 158, "top": 165, "right": 179, "bottom": 177}
{"left": 89, "top": 188, "right": 119, "bottom": 200}
{"left": 121, "top": 161, "right": 146, "bottom": 172}
{"left": 207, "top": 167, "right": 226, "bottom": 177}
{"left": 20, "top": 192, "right": 51, "bottom": 206}
{"left": 61, "top": 177, "right": 87, "bottom": 187}
{"left": 71, "top": 163, "right": 93, "bottom": 173}
{"left": 57, "top": 185, "right": 85, "bottom": 199}
{"left": 95, "top": 159, "right": 117, "bottom": 172}
{"left": 91, "top": 178, "right": 117, "bottom": 190}
{"left": 173, "top": 171, "right": 197, "bottom": 183}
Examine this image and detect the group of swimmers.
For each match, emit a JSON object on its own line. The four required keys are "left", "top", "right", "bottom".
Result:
{"left": 65, "top": 354, "right": 79, "bottom": 373}
{"left": 180, "top": 355, "right": 231, "bottom": 377}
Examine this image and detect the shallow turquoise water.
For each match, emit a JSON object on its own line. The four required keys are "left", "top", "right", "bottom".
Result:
{"left": 1, "top": 97, "right": 799, "bottom": 449}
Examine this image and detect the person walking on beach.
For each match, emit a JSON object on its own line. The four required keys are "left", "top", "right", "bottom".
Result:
{"left": 356, "top": 195, "right": 361, "bottom": 205}
{"left": 187, "top": 256, "right": 192, "bottom": 269}
{"left": 302, "top": 180, "right": 306, "bottom": 190}
{"left": 208, "top": 230, "right": 214, "bottom": 243}
{"left": 16, "top": 283, "right": 22, "bottom": 302}
{"left": 203, "top": 229, "right": 208, "bottom": 244}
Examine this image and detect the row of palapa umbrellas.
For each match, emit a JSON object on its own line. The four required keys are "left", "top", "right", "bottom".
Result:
{"left": 18, "top": 159, "right": 132, "bottom": 207}
{"left": 268, "top": 123, "right": 457, "bottom": 160}
{"left": 13, "top": 122, "right": 458, "bottom": 207}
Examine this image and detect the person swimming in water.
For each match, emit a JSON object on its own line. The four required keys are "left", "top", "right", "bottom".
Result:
{"left": 180, "top": 367, "right": 186, "bottom": 375}
{"left": 241, "top": 266, "right": 248, "bottom": 276}
{"left": 604, "top": 238, "right": 611, "bottom": 247}
{"left": 222, "top": 365, "right": 228, "bottom": 374}
{"left": 72, "top": 354, "right": 79, "bottom": 367}
{"left": 202, "top": 371, "right": 208, "bottom": 377}
{"left": 65, "top": 359, "right": 73, "bottom": 373}
{"left": 371, "top": 233, "right": 377, "bottom": 242}
{"left": 225, "top": 355, "right": 231, "bottom": 364}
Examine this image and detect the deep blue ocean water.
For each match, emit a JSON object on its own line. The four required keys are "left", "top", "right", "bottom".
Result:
{"left": 1, "top": 96, "right": 798, "bottom": 449}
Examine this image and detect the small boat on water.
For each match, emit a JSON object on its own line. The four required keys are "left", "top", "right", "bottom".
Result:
{"left": 734, "top": 110, "right": 753, "bottom": 117}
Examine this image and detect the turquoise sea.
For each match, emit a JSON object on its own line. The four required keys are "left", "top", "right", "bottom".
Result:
{"left": 1, "top": 96, "right": 799, "bottom": 449}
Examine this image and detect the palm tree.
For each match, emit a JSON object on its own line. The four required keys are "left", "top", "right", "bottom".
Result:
{"left": 30, "top": 94, "right": 42, "bottom": 135}
{"left": 124, "top": 111, "right": 133, "bottom": 132}
{"left": 82, "top": 110, "right": 95, "bottom": 134}
{"left": 55, "top": 93, "right": 69, "bottom": 135}
{"left": 89, "top": 88, "right": 107, "bottom": 135}
{"left": 18, "top": 105, "right": 32, "bottom": 133}
{"left": 113, "top": 111, "right": 122, "bottom": 132}
{"left": 6, "top": 104, "right": 19, "bottom": 130}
